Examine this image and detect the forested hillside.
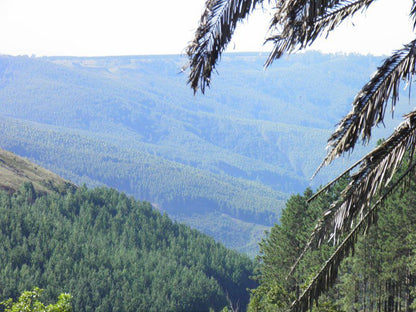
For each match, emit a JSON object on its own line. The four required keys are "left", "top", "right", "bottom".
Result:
{"left": 250, "top": 161, "right": 416, "bottom": 311}
{"left": 0, "top": 183, "right": 255, "bottom": 311}
{"left": 0, "top": 52, "right": 407, "bottom": 254}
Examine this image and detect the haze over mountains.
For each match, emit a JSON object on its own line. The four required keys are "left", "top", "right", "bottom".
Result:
{"left": 0, "top": 52, "right": 408, "bottom": 255}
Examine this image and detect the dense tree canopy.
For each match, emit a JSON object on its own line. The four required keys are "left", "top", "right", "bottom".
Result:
{"left": 0, "top": 183, "right": 255, "bottom": 311}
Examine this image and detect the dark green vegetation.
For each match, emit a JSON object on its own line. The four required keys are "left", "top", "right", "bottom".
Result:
{"left": 250, "top": 162, "right": 416, "bottom": 311}
{"left": 0, "top": 52, "right": 404, "bottom": 254}
{"left": 0, "top": 183, "right": 255, "bottom": 311}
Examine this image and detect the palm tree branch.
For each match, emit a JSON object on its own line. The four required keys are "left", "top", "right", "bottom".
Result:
{"left": 308, "top": 156, "right": 364, "bottom": 203}
{"left": 186, "top": 0, "right": 263, "bottom": 93}
{"left": 318, "top": 38, "right": 416, "bottom": 172}
{"left": 288, "top": 110, "right": 416, "bottom": 278}
{"left": 411, "top": 1, "right": 416, "bottom": 29}
{"left": 290, "top": 159, "right": 416, "bottom": 312}
{"left": 265, "top": 0, "right": 374, "bottom": 66}
{"left": 314, "top": 111, "right": 416, "bottom": 245}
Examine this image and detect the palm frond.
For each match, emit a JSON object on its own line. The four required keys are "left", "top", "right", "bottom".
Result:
{"left": 318, "top": 38, "right": 416, "bottom": 173}
{"left": 186, "top": 0, "right": 264, "bottom": 93}
{"left": 288, "top": 110, "right": 416, "bottom": 279}
{"left": 315, "top": 110, "right": 416, "bottom": 245}
{"left": 290, "top": 159, "right": 416, "bottom": 312}
{"left": 265, "top": 0, "right": 375, "bottom": 66}
{"left": 308, "top": 156, "right": 363, "bottom": 202}
{"left": 411, "top": 0, "right": 416, "bottom": 29}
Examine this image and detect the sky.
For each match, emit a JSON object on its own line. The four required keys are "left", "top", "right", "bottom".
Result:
{"left": 0, "top": 0, "right": 414, "bottom": 57}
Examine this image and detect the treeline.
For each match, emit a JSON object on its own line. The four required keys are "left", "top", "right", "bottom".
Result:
{"left": 0, "top": 183, "right": 256, "bottom": 311}
{"left": 250, "top": 164, "right": 416, "bottom": 311}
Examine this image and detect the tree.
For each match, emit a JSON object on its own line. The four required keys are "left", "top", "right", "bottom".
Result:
{"left": 0, "top": 288, "right": 72, "bottom": 312}
{"left": 186, "top": 1, "right": 416, "bottom": 311}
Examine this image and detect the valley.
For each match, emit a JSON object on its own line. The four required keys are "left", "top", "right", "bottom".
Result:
{"left": 0, "top": 52, "right": 407, "bottom": 255}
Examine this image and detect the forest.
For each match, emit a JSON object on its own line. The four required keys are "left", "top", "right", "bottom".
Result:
{"left": 1, "top": 32, "right": 416, "bottom": 312}
{"left": 1, "top": 0, "right": 415, "bottom": 309}
{"left": 4, "top": 152, "right": 416, "bottom": 311}
{"left": 0, "top": 52, "right": 407, "bottom": 255}
{"left": 0, "top": 183, "right": 255, "bottom": 311}
{"left": 249, "top": 160, "right": 416, "bottom": 311}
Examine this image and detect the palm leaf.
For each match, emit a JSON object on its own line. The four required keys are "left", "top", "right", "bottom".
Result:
{"left": 288, "top": 110, "right": 416, "bottom": 278}
{"left": 315, "top": 110, "right": 416, "bottom": 243}
{"left": 290, "top": 159, "right": 416, "bottom": 312}
{"left": 317, "top": 38, "right": 416, "bottom": 174}
{"left": 265, "top": 0, "right": 375, "bottom": 66}
{"left": 411, "top": 0, "right": 416, "bottom": 29}
{"left": 186, "top": 0, "right": 264, "bottom": 93}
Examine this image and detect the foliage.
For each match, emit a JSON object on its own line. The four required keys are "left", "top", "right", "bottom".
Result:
{"left": 248, "top": 181, "right": 347, "bottom": 311}
{"left": 334, "top": 162, "right": 416, "bottom": 311}
{"left": 0, "top": 288, "right": 72, "bottom": 312}
{"left": 0, "top": 184, "right": 255, "bottom": 311}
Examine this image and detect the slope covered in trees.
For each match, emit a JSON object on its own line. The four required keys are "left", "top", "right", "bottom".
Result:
{"left": 0, "top": 183, "right": 255, "bottom": 311}
{"left": 250, "top": 162, "right": 416, "bottom": 311}
{"left": 0, "top": 52, "right": 406, "bottom": 254}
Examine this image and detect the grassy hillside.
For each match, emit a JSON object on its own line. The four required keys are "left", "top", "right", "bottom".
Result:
{"left": 0, "top": 52, "right": 409, "bottom": 255}
{"left": 0, "top": 148, "right": 74, "bottom": 194}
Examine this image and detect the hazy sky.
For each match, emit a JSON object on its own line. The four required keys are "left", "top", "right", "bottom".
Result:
{"left": 0, "top": 0, "right": 414, "bottom": 57}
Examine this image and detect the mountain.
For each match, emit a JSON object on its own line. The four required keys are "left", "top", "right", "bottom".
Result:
{"left": 0, "top": 52, "right": 409, "bottom": 255}
{"left": 0, "top": 151, "right": 255, "bottom": 311}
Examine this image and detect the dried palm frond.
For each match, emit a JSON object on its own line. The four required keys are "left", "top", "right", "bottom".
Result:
{"left": 308, "top": 156, "right": 362, "bottom": 202}
{"left": 186, "top": 0, "right": 264, "bottom": 93}
{"left": 288, "top": 110, "right": 416, "bottom": 278}
{"left": 290, "top": 159, "right": 416, "bottom": 312}
{"left": 265, "top": 0, "right": 375, "bottom": 66}
{"left": 186, "top": 0, "right": 375, "bottom": 92}
{"left": 315, "top": 110, "right": 416, "bottom": 243}
{"left": 317, "top": 38, "right": 416, "bottom": 174}
{"left": 411, "top": 0, "right": 416, "bottom": 29}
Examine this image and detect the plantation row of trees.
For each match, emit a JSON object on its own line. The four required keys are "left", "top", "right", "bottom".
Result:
{"left": 250, "top": 162, "right": 416, "bottom": 311}
{"left": 0, "top": 183, "right": 255, "bottom": 311}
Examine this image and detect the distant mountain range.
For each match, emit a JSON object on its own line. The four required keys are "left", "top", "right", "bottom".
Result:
{"left": 0, "top": 52, "right": 409, "bottom": 255}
